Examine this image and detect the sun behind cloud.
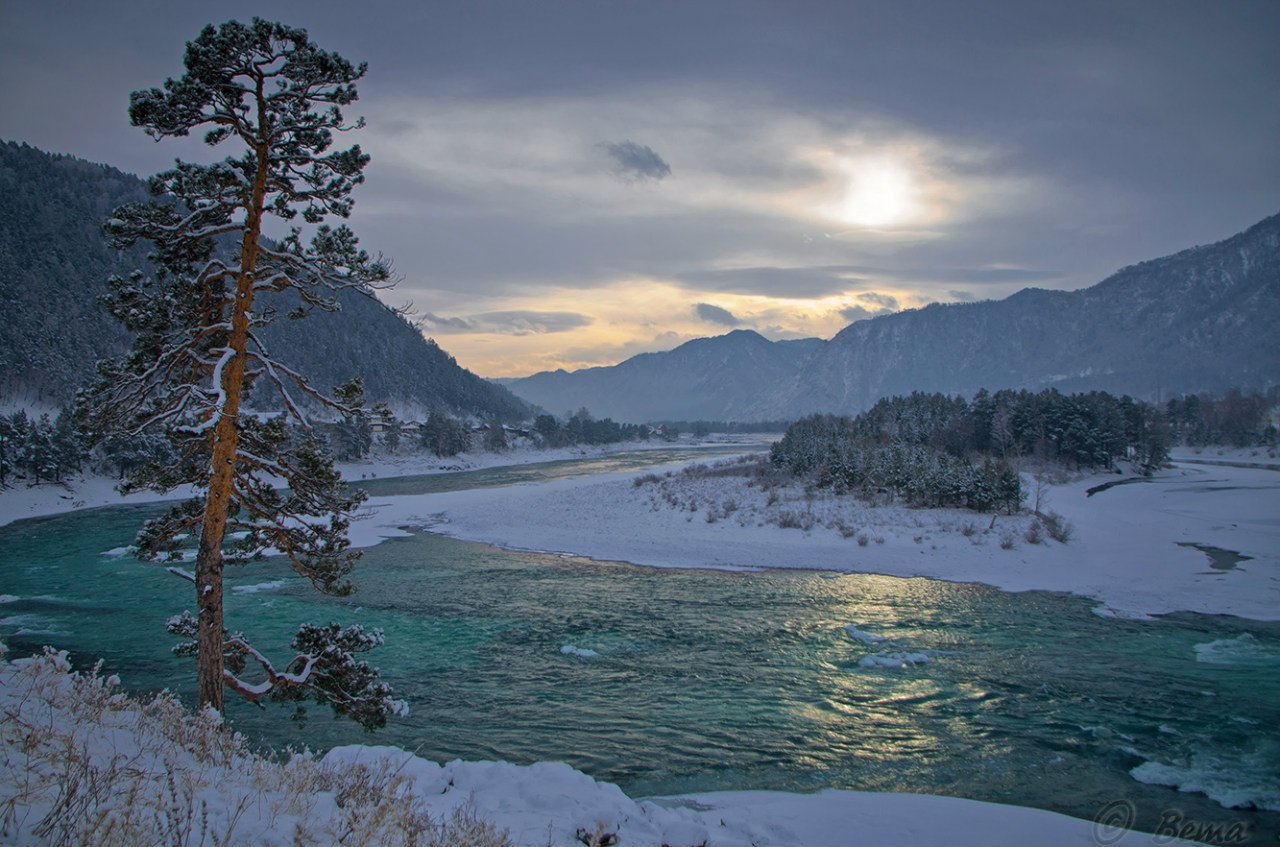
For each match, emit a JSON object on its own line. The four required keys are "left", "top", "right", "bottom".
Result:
{"left": 830, "top": 155, "right": 922, "bottom": 227}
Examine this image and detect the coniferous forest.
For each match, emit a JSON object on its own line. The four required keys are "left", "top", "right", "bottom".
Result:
{"left": 769, "top": 387, "right": 1279, "bottom": 514}
{"left": 0, "top": 140, "right": 528, "bottom": 421}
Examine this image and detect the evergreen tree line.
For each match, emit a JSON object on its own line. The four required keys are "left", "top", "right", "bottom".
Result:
{"left": 840, "top": 388, "right": 1174, "bottom": 471}
{"left": 769, "top": 387, "right": 1201, "bottom": 512}
{"left": 1165, "top": 387, "right": 1279, "bottom": 448}
{"left": 0, "top": 409, "right": 84, "bottom": 485}
{"left": 770, "top": 414, "right": 1023, "bottom": 513}
{"left": 534, "top": 408, "right": 649, "bottom": 448}
{"left": 0, "top": 403, "right": 654, "bottom": 489}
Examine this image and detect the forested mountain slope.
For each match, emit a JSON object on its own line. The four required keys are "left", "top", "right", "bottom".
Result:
{"left": 0, "top": 141, "right": 527, "bottom": 420}
{"left": 505, "top": 213, "right": 1279, "bottom": 421}
{"left": 770, "top": 212, "right": 1280, "bottom": 417}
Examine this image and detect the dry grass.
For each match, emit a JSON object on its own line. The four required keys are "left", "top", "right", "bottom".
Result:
{"left": 0, "top": 648, "right": 511, "bottom": 847}
{"left": 636, "top": 456, "right": 1038, "bottom": 550}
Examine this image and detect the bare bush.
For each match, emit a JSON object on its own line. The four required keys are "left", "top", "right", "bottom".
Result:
{"left": 1041, "top": 511, "right": 1074, "bottom": 544}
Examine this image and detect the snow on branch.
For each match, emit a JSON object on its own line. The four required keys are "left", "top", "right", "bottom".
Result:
{"left": 165, "top": 614, "right": 405, "bottom": 729}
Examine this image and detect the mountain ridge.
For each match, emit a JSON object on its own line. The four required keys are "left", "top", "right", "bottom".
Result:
{"left": 504, "top": 212, "right": 1280, "bottom": 421}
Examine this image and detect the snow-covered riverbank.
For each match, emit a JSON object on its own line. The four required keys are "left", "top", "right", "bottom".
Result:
{"left": 353, "top": 457, "right": 1280, "bottom": 621}
{"left": 0, "top": 437, "right": 751, "bottom": 529}
{"left": 0, "top": 648, "right": 1201, "bottom": 847}
{"left": 3, "top": 447, "right": 1271, "bottom": 846}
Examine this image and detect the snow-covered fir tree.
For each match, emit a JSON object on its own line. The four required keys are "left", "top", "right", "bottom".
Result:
{"left": 78, "top": 19, "right": 404, "bottom": 727}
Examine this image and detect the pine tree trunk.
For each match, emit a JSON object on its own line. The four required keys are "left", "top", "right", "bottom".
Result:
{"left": 194, "top": 126, "right": 269, "bottom": 712}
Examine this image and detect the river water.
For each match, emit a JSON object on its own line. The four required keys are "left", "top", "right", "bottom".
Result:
{"left": 2, "top": 448, "right": 1277, "bottom": 843}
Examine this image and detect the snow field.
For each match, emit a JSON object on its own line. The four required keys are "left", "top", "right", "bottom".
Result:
{"left": 0, "top": 437, "right": 708, "bottom": 530}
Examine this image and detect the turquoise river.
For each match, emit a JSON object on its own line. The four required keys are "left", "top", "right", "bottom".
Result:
{"left": 2, "top": 448, "right": 1277, "bottom": 843}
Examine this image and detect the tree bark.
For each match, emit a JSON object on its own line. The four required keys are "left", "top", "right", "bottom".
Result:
{"left": 194, "top": 89, "right": 269, "bottom": 712}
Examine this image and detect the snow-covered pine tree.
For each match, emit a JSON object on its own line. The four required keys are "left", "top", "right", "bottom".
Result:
{"left": 78, "top": 19, "right": 403, "bottom": 727}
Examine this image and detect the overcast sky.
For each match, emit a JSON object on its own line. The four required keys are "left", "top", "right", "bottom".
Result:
{"left": 2, "top": 1, "right": 1277, "bottom": 377}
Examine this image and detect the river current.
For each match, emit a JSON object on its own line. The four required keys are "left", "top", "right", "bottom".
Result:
{"left": 2, "top": 449, "right": 1277, "bottom": 843}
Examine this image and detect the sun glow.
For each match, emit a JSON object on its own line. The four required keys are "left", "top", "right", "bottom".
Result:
{"left": 830, "top": 156, "right": 922, "bottom": 227}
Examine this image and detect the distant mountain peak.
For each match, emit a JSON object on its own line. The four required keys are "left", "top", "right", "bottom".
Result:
{"left": 504, "top": 212, "right": 1279, "bottom": 421}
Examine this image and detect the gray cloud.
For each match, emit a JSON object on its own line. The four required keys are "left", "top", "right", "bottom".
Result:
{"left": 679, "top": 266, "right": 871, "bottom": 299}
{"left": 694, "top": 303, "right": 741, "bottom": 326}
{"left": 2, "top": 0, "right": 1276, "bottom": 374}
{"left": 420, "top": 310, "right": 592, "bottom": 336}
{"left": 839, "top": 305, "right": 886, "bottom": 324}
{"left": 419, "top": 312, "right": 474, "bottom": 330}
{"left": 560, "top": 331, "right": 689, "bottom": 368}
{"left": 602, "top": 140, "right": 672, "bottom": 182}
{"left": 856, "top": 292, "right": 900, "bottom": 311}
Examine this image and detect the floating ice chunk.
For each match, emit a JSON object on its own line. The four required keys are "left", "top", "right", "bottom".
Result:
{"left": 842, "top": 625, "right": 886, "bottom": 643}
{"left": 3, "top": 614, "right": 69, "bottom": 637}
{"left": 1193, "top": 633, "right": 1280, "bottom": 668}
{"left": 858, "top": 651, "right": 930, "bottom": 668}
{"left": 560, "top": 645, "right": 599, "bottom": 659}
{"left": 1131, "top": 744, "right": 1280, "bottom": 812}
{"left": 1158, "top": 724, "right": 1180, "bottom": 735}
{"left": 232, "top": 580, "right": 287, "bottom": 594}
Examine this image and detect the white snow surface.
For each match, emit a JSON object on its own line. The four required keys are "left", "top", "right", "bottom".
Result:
{"left": 352, "top": 457, "right": 1280, "bottom": 621}
{"left": 0, "top": 439, "right": 699, "bottom": 529}
{"left": 0, "top": 649, "right": 1202, "bottom": 847}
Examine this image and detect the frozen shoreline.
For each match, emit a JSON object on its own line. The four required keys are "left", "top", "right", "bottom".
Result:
{"left": 3, "top": 449, "right": 1261, "bottom": 844}
{"left": 4, "top": 445, "right": 1275, "bottom": 622}
{"left": 351, "top": 457, "right": 1280, "bottom": 622}
{"left": 0, "top": 650, "right": 1203, "bottom": 847}
{"left": 0, "top": 438, "right": 735, "bottom": 529}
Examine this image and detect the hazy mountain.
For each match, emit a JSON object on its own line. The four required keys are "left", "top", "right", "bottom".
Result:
{"left": 499, "top": 330, "right": 823, "bottom": 421}
{"left": 504, "top": 213, "right": 1280, "bottom": 421}
{"left": 0, "top": 140, "right": 528, "bottom": 420}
